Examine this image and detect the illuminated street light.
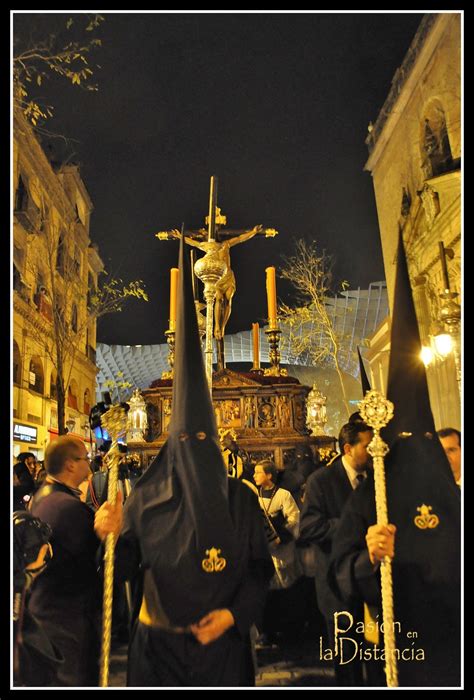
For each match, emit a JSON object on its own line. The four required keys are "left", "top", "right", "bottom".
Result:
{"left": 420, "top": 243, "right": 461, "bottom": 396}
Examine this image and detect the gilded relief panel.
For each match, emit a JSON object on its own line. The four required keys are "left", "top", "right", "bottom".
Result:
{"left": 214, "top": 399, "right": 241, "bottom": 428}
{"left": 257, "top": 397, "right": 276, "bottom": 429}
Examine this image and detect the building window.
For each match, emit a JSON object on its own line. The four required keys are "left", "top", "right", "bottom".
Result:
{"left": 67, "top": 381, "right": 78, "bottom": 410}
{"left": 421, "top": 102, "right": 453, "bottom": 178}
{"left": 13, "top": 264, "right": 22, "bottom": 292}
{"left": 15, "top": 175, "right": 28, "bottom": 211}
{"left": 14, "top": 175, "right": 41, "bottom": 232}
{"left": 87, "top": 273, "right": 96, "bottom": 309}
{"left": 71, "top": 304, "right": 78, "bottom": 333}
{"left": 28, "top": 356, "right": 44, "bottom": 394}
{"left": 13, "top": 340, "right": 21, "bottom": 385}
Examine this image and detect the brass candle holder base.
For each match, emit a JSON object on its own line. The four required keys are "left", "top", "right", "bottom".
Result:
{"left": 263, "top": 327, "right": 288, "bottom": 376}
{"left": 161, "top": 329, "right": 175, "bottom": 379}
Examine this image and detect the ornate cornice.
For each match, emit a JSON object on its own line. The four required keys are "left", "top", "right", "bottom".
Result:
{"left": 365, "top": 14, "right": 438, "bottom": 156}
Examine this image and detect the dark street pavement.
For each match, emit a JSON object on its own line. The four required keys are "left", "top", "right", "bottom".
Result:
{"left": 108, "top": 630, "right": 336, "bottom": 688}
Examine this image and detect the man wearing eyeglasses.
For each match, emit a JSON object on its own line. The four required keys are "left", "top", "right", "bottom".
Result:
{"left": 27, "top": 435, "right": 113, "bottom": 686}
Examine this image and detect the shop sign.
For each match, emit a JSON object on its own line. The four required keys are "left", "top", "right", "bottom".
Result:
{"left": 13, "top": 423, "right": 38, "bottom": 444}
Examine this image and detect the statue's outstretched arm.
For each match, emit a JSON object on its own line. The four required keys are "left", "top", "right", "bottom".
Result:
{"left": 156, "top": 229, "right": 206, "bottom": 249}
{"left": 228, "top": 225, "right": 278, "bottom": 246}
{"left": 227, "top": 225, "right": 263, "bottom": 247}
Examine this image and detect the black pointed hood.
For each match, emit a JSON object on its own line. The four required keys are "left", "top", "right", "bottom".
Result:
{"left": 382, "top": 231, "right": 436, "bottom": 446}
{"left": 123, "top": 234, "right": 241, "bottom": 627}
{"left": 357, "top": 346, "right": 371, "bottom": 396}
{"left": 168, "top": 232, "right": 218, "bottom": 438}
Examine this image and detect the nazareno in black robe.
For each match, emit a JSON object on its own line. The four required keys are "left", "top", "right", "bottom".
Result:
{"left": 329, "top": 433, "right": 461, "bottom": 688}
{"left": 112, "top": 231, "right": 273, "bottom": 686}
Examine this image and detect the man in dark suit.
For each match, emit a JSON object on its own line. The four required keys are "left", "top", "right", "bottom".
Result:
{"left": 28, "top": 436, "right": 109, "bottom": 686}
{"left": 298, "top": 421, "right": 373, "bottom": 686}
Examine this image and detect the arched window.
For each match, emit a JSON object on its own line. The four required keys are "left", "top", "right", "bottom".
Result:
{"left": 28, "top": 356, "right": 44, "bottom": 394}
{"left": 13, "top": 340, "right": 21, "bottom": 385}
{"left": 67, "top": 379, "right": 79, "bottom": 410}
{"left": 50, "top": 370, "right": 58, "bottom": 401}
{"left": 421, "top": 101, "right": 453, "bottom": 178}
{"left": 71, "top": 304, "right": 78, "bottom": 333}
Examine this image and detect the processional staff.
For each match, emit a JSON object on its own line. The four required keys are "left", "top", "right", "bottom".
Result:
{"left": 358, "top": 389, "right": 398, "bottom": 688}
{"left": 98, "top": 404, "right": 129, "bottom": 687}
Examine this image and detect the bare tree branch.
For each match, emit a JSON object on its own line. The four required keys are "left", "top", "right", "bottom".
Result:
{"left": 278, "top": 239, "right": 351, "bottom": 417}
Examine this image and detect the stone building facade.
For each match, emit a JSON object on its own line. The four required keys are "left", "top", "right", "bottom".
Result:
{"left": 364, "top": 13, "right": 461, "bottom": 429}
{"left": 13, "top": 112, "right": 103, "bottom": 458}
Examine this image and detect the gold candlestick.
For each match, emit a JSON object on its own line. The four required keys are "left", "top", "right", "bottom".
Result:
{"left": 263, "top": 326, "right": 287, "bottom": 376}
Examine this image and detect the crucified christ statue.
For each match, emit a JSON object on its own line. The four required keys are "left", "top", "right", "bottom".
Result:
{"left": 156, "top": 221, "right": 278, "bottom": 370}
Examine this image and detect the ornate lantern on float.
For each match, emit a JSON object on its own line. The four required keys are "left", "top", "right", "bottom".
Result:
{"left": 306, "top": 384, "right": 328, "bottom": 436}
{"left": 127, "top": 388, "right": 148, "bottom": 442}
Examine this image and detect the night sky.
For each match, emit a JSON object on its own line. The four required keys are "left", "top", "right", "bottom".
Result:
{"left": 13, "top": 11, "right": 423, "bottom": 346}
